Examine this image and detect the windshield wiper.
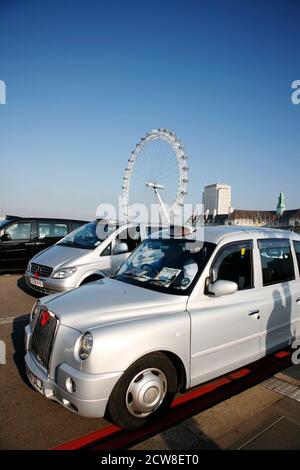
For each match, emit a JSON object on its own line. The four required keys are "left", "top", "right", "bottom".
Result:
{"left": 120, "top": 272, "right": 150, "bottom": 282}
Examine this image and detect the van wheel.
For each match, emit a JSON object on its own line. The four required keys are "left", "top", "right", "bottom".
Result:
{"left": 106, "top": 352, "right": 177, "bottom": 429}
{"left": 80, "top": 275, "right": 103, "bottom": 285}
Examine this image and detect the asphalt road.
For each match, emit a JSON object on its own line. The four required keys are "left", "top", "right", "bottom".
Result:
{"left": 2, "top": 275, "right": 299, "bottom": 450}
{"left": 0, "top": 274, "right": 109, "bottom": 450}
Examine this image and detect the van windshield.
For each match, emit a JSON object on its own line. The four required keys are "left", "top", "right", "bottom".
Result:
{"left": 58, "top": 221, "right": 119, "bottom": 250}
{"left": 115, "top": 237, "right": 216, "bottom": 295}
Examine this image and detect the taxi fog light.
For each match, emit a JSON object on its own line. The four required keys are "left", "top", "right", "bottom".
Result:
{"left": 62, "top": 398, "right": 78, "bottom": 412}
{"left": 66, "top": 377, "right": 76, "bottom": 394}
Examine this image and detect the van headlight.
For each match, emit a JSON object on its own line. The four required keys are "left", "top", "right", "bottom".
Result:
{"left": 52, "top": 267, "right": 77, "bottom": 279}
{"left": 30, "top": 300, "right": 40, "bottom": 323}
{"left": 78, "top": 333, "right": 93, "bottom": 360}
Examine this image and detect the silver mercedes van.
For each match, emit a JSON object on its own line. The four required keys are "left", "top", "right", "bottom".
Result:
{"left": 25, "top": 219, "right": 156, "bottom": 294}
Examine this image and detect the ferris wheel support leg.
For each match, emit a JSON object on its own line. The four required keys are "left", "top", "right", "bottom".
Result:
{"left": 154, "top": 187, "right": 170, "bottom": 225}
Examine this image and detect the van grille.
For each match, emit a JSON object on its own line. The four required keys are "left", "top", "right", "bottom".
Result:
{"left": 31, "top": 263, "right": 53, "bottom": 278}
{"left": 31, "top": 311, "right": 57, "bottom": 370}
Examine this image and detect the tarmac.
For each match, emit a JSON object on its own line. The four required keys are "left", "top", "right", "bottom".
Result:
{"left": 131, "top": 364, "right": 300, "bottom": 450}
{"left": 1, "top": 274, "right": 300, "bottom": 450}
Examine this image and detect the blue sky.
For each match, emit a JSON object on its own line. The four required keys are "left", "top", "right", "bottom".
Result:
{"left": 0, "top": 0, "right": 299, "bottom": 219}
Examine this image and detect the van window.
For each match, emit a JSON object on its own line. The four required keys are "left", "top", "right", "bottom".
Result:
{"left": 211, "top": 241, "right": 253, "bottom": 290}
{"left": 117, "top": 227, "right": 141, "bottom": 252}
{"left": 0, "top": 220, "right": 8, "bottom": 228}
{"left": 146, "top": 226, "right": 164, "bottom": 236}
{"left": 71, "top": 221, "right": 84, "bottom": 231}
{"left": 38, "top": 222, "right": 68, "bottom": 239}
{"left": 293, "top": 241, "right": 300, "bottom": 274}
{"left": 5, "top": 222, "right": 31, "bottom": 240}
{"left": 258, "top": 239, "right": 295, "bottom": 286}
{"left": 101, "top": 243, "right": 112, "bottom": 256}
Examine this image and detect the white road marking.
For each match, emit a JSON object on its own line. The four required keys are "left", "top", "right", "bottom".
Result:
{"left": 0, "top": 314, "right": 29, "bottom": 325}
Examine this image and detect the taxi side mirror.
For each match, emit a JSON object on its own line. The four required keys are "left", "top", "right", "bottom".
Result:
{"left": 208, "top": 279, "right": 238, "bottom": 297}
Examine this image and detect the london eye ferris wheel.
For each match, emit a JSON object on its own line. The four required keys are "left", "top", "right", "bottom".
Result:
{"left": 121, "top": 129, "right": 189, "bottom": 223}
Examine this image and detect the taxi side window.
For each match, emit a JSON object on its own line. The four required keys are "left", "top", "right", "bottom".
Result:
{"left": 211, "top": 241, "right": 253, "bottom": 290}
{"left": 258, "top": 239, "right": 295, "bottom": 286}
{"left": 293, "top": 241, "right": 300, "bottom": 274}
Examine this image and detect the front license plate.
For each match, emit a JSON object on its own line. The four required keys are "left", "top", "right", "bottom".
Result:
{"left": 30, "top": 277, "right": 44, "bottom": 288}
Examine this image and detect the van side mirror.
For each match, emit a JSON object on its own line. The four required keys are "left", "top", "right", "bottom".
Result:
{"left": 114, "top": 242, "right": 129, "bottom": 255}
{"left": 1, "top": 233, "right": 11, "bottom": 242}
{"left": 208, "top": 279, "right": 238, "bottom": 297}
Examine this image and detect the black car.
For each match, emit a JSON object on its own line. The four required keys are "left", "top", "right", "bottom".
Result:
{"left": 0, "top": 216, "right": 87, "bottom": 272}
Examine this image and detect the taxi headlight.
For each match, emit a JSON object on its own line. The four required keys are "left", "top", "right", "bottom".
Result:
{"left": 30, "top": 300, "right": 40, "bottom": 323}
{"left": 78, "top": 333, "right": 93, "bottom": 360}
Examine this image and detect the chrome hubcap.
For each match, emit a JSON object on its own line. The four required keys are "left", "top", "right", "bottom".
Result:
{"left": 126, "top": 368, "right": 167, "bottom": 418}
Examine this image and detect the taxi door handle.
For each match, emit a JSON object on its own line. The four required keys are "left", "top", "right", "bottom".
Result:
{"left": 249, "top": 310, "right": 260, "bottom": 319}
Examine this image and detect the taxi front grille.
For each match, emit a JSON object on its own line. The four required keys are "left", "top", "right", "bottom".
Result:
{"left": 31, "top": 311, "right": 57, "bottom": 370}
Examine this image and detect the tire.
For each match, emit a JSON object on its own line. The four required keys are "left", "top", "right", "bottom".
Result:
{"left": 106, "top": 352, "right": 177, "bottom": 429}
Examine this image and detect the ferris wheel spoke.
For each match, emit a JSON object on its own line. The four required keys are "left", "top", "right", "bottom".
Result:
{"left": 156, "top": 155, "right": 175, "bottom": 173}
{"left": 158, "top": 172, "right": 176, "bottom": 185}
{"left": 157, "top": 166, "right": 179, "bottom": 182}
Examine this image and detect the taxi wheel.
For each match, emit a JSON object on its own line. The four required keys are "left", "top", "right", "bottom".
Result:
{"left": 106, "top": 352, "right": 177, "bottom": 430}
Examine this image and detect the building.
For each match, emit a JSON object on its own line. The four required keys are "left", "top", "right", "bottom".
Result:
{"left": 228, "top": 208, "right": 300, "bottom": 231}
{"left": 0, "top": 209, "right": 6, "bottom": 221}
{"left": 203, "top": 183, "right": 232, "bottom": 216}
{"left": 276, "top": 192, "right": 286, "bottom": 217}
{"left": 226, "top": 192, "right": 300, "bottom": 230}
{"left": 188, "top": 190, "right": 299, "bottom": 233}
{"left": 228, "top": 209, "right": 276, "bottom": 226}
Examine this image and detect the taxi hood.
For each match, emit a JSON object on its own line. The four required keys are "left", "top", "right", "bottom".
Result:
{"left": 43, "top": 277, "right": 187, "bottom": 331}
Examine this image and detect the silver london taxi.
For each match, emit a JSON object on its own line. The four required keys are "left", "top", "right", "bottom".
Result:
{"left": 24, "top": 226, "right": 300, "bottom": 429}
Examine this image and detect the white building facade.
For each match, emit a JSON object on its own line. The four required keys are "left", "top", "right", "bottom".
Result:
{"left": 203, "top": 184, "right": 232, "bottom": 216}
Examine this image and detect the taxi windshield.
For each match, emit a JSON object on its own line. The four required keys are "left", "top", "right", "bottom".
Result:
{"left": 115, "top": 237, "right": 216, "bottom": 295}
